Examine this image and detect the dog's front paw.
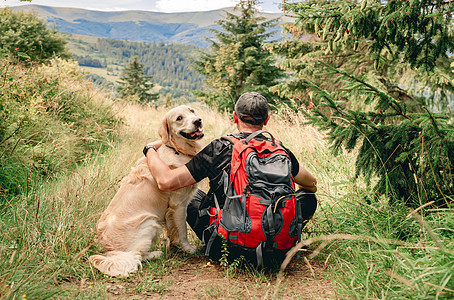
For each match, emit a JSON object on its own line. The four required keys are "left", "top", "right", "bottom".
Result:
{"left": 143, "top": 250, "right": 163, "bottom": 260}
{"left": 181, "top": 243, "right": 196, "bottom": 254}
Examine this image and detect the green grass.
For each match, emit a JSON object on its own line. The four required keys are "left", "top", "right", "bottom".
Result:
{"left": 306, "top": 194, "right": 454, "bottom": 299}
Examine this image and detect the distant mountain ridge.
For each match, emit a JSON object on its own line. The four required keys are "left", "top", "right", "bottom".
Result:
{"left": 11, "top": 5, "right": 290, "bottom": 47}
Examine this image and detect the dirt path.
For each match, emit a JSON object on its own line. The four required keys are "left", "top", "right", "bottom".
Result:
{"left": 91, "top": 254, "right": 335, "bottom": 299}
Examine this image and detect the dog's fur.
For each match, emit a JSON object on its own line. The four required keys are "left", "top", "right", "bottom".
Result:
{"left": 89, "top": 105, "right": 204, "bottom": 277}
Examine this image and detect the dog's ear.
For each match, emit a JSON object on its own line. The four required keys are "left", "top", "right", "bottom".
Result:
{"left": 158, "top": 116, "right": 170, "bottom": 145}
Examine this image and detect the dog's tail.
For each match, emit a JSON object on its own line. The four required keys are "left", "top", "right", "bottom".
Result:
{"left": 89, "top": 251, "right": 142, "bottom": 277}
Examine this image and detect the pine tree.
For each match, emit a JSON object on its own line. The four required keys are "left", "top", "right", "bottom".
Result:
{"left": 272, "top": 0, "right": 454, "bottom": 207}
{"left": 269, "top": 0, "right": 453, "bottom": 111}
{"left": 193, "top": 0, "right": 286, "bottom": 111}
{"left": 117, "top": 57, "right": 159, "bottom": 104}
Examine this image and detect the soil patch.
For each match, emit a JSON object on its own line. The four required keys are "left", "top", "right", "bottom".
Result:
{"left": 83, "top": 255, "right": 335, "bottom": 299}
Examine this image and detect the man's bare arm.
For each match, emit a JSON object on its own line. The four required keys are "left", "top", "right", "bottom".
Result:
{"left": 145, "top": 141, "right": 196, "bottom": 191}
{"left": 294, "top": 165, "right": 317, "bottom": 193}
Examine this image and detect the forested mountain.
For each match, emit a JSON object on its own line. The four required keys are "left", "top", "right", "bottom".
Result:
{"left": 11, "top": 5, "right": 289, "bottom": 47}
{"left": 66, "top": 33, "right": 205, "bottom": 99}
{"left": 8, "top": 4, "right": 289, "bottom": 99}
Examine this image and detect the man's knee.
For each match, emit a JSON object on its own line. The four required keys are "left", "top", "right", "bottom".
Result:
{"left": 296, "top": 188, "right": 317, "bottom": 221}
{"left": 187, "top": 189, "right": 209, "bottom": 241}
{"left": 189, "top": 189, "right": 206, "bottom": 210}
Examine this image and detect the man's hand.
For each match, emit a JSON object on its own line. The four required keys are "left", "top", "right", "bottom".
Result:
{"left": 146, "top": 140, "right": 162, "bottom": 150}
{"left": 143, "top": 140, "right": 162, "bottom": 157}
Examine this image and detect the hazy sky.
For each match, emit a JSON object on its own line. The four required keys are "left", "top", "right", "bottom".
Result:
{"left": 0, "top": 0, "right": 284, "bottom": 13}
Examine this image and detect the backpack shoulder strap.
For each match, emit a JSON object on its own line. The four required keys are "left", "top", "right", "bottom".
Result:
{"left": 222, "top": 134, "right": 243, "bottom": 149}
{"left": 224, "top": 131, "right": 277, "bottom": 145}
{"left": 224, "top": 133, "right": 240, "bottom": 141}
{"left": 245, "top": 130, "right": 278, "bottom": 147}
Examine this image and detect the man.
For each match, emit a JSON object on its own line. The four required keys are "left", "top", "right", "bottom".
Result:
{"left": 145, "top": 92, "right": 317, "bottom": 266}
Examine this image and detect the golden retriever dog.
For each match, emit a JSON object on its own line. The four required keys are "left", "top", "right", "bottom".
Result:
{"left": 89, "top": 105, "right": 204, "bottom": 277}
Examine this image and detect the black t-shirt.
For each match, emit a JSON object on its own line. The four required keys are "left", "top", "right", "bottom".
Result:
{"left": 185, "top": 132, "right": 300, "bottom": 209}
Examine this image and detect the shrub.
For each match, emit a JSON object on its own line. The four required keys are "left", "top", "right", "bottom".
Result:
{"left": 0, "top": 56, "right": 120, "bottom": 202}
{"left": 0, "top": 8, "right": 69, "bottom": 64}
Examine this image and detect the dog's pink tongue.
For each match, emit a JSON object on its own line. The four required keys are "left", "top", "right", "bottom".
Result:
{"left": 191, "top": 130, "right": 203, "bottom": 137}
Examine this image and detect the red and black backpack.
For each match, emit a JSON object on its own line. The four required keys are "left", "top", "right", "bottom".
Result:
{"left": 204, "top": 130, "right": 303, "bottom": 266}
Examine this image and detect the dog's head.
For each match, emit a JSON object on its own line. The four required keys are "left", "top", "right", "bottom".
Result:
{"left": 158, "top": 105, "right": 204, "bottom": 156}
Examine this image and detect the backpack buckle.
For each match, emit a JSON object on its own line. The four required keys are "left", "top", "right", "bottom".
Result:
{"left": 207, "top": 208, "right": 218, "bottom": 217}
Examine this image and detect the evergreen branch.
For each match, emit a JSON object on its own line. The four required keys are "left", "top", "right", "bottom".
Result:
{"left": 330, "top": 115, "right": 386, "bottom": 168}
{"left": 321, "top": 61, "right": 413, "bottom": 120}
{"left": 301, "top": 78, "right": 344, "bottom": 115}
{"left": 421, "top": 136, "right": 451, "bottom": 207}
{"left": 296, "top": 13, "right": 343, "bottom": 20}
{"left": 423, "top": 106, "right": 443, "bottom": 137}
{"left": 377, "top": 144, "right": 404, "bottom": 176}
{"left": 377, "top": 143, "right": 422, "bottom": 201}
{"left": 387, "top": 89, "right": 418, "bottom": 103}
{"left": 279, "top": 0, "right": 454, "bottom": 207}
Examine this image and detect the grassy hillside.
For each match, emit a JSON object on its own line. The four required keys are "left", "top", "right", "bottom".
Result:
{"left": 0, "top": 56, "right": 120, "bottom": 200}
{"left": 1, "top": 59, "right": 452, "bottom": 299}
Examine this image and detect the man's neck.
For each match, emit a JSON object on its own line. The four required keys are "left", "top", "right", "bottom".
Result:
{"left": 237, "top": 123, "right": 263, "bottom": 133}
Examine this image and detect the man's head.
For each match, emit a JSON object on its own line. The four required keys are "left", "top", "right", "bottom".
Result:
{"left": 234, "top": 92, "right": 269, "bottom": 126}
